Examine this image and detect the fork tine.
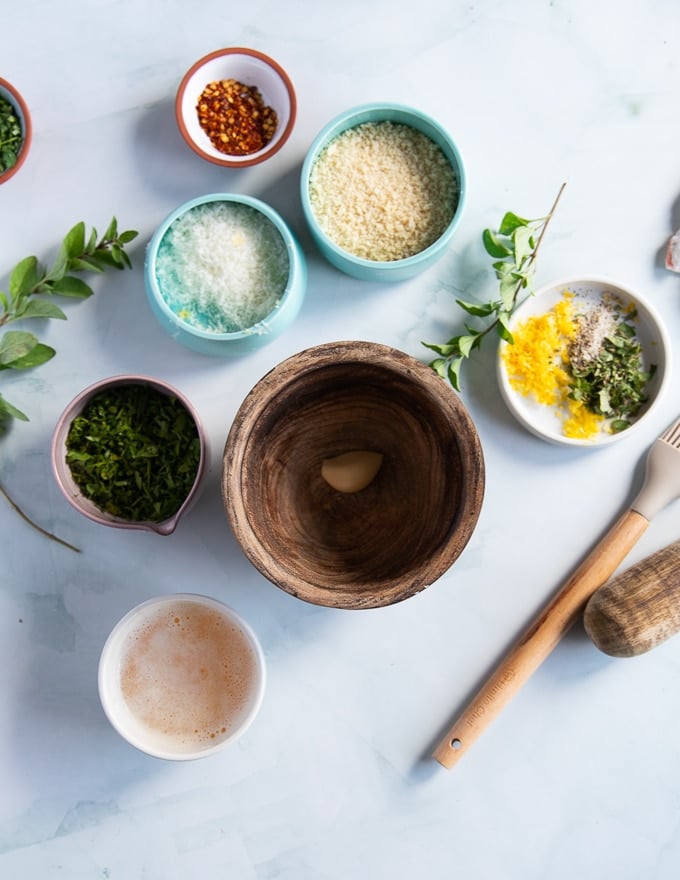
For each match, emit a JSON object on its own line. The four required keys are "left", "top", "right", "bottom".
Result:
{"left": 661, "top": 417, "right": 680, "bottom": 447}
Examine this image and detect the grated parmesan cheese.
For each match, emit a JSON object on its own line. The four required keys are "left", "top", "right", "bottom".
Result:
{"left": 308, "top": 121, "right": 458, "bottom": 262}
{"left": 155, "top": 201, "right": 289, "bottom": 333}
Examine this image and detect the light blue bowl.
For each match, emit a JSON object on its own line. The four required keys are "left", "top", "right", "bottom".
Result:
{"left": 300, "top": 103, "right": 466, "bottom": 282}
{"left": 145, "top": 193, "right": 307, "bottom": 356}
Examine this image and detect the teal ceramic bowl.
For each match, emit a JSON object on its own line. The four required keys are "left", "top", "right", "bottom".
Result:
{"left": 300, "top": 103, "right": 466, "bottom": 282}
{"left": 145, "top": 193, "right": 307, "bottom": 356}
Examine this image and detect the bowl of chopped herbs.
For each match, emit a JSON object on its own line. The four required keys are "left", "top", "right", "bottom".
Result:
{"left": 0, "top": 78, "right": 31, "bottom": 184}
{"left": 497, "top": 277, "right": 671, "bottom": 446}
{"left": 51, "top": 376, "right": 208, "bottom": 534}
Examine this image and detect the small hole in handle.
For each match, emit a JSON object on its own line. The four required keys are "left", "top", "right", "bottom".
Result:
{"left": 451, "top": 738, "right": 462, "bottom": 751}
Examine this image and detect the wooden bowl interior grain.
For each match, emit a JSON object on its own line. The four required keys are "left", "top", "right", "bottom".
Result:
{"left": 223, "top": 344, "right": 484, "bottom": 608}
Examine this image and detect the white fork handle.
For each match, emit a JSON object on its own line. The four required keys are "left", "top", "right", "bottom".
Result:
{"left": 432, "top": 508, "right": 649, "bottom": 769}
{"left": 633, "top": 438, "right": 680, "bottom": 520}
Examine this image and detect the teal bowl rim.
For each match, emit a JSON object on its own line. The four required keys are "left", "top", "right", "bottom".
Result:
{"left": 145, "top": 193, "right": 304, "bottom": 342}
{"left": 300, "top": 102, "right": 467, "bottom": 271}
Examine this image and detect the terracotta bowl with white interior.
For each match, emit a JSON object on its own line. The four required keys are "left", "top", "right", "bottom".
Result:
{"left": 175, "top": 47, "right": 296, "bottom": 168}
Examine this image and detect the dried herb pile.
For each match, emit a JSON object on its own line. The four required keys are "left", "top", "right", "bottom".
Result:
{"left": 65, "top": 384, "right": 201, "bottom": 523}
{"left": 569, "top": 315, "right": 655, "bottom": 432}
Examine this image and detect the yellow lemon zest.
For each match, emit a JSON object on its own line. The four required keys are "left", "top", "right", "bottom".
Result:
{"left": 563, "top": 398, "right": 605, "bottom": 439}
{"left": 502, "top": 291, "right": 604, "bottom": 440}
{"left": 502, "top": 295, "right": 576, "bottom": 405}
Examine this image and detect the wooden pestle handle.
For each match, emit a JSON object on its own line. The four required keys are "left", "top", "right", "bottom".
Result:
{"left": 432, "top": 508, "right": 650, "bottom": 769}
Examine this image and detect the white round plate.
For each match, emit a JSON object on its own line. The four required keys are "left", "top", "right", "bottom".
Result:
{"left": 497, "top": 276, "right": 671, "bottom": 447}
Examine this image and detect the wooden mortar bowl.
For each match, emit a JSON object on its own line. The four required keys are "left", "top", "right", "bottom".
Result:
{"left": 221, "top": 341, "right": 485, "bottom": 609}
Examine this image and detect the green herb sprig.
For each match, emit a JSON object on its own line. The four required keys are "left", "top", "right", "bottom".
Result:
{"left": 423, "top": 183, "right": 566, "bottom": 390}
{"left": 0, "top": 217, "right": 138, "bottom": 423}
{"left": 0, "top": 96, "right": 22, "bottom": 173}
{"left": 1, "top": 217, "right": 138, "bottom": 551}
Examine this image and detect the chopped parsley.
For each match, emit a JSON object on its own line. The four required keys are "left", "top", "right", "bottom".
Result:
{"left": 65, "top": 384, "right": 201, "bottom": 522}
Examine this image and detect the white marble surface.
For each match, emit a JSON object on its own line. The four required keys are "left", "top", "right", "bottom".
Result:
{"left": 2, "top": 1, "right": 680, "bottom": 877}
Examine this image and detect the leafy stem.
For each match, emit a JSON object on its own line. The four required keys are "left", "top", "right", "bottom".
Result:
{"left": 0, "top": 217, "right": 138, "bottom": 422}
{"left": 1, "top": 216, "right": 138, "bottom": 550}
{"left": 423, "top": 182, "right": 566, "bottom": 390}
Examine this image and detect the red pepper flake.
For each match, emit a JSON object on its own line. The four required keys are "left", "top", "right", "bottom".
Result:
{"left": 196, "top": 79, "right": 278, "bottom": 156}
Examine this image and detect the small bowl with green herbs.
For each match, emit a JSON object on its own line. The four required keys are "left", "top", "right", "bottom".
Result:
{"left": 51, "top": 376, "right": 208, "bottom": 534}
{"left": 0, "top": 78, "right": 31, "bottom": 185}
{"left": 497, "top": 277, "right": 671, "bottom": 446}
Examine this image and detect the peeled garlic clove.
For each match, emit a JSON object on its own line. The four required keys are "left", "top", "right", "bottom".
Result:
{"left": 321, "top": 451, "right": 384, "bottom": 493}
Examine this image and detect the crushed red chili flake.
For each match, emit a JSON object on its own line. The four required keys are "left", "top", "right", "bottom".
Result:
{"left": 196, "top": 79, "right": 278, "bottom": 156}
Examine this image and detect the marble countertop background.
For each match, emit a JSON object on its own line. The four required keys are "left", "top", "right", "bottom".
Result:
{"left": 2, "top": 1, "right": 680, "bottom": 877}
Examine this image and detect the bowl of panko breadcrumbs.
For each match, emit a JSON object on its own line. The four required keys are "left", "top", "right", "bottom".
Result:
{"left": 300, "top": 103, "right": 466, "bottom": 282}
{"left": 497, "top": 276, "right": 670, "bottom": 447}
{"left": 175, "top": 47, "right": 297, "bottom": 168}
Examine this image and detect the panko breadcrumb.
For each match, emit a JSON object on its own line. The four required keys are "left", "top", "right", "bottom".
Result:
{"left": 308, "top": 121, "right": 458, "bottom": 262}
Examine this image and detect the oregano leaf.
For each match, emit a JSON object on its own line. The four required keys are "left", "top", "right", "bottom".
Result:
{"left": 499, "top": 212, "right": 530, "bottom": 235}
{"left": 0, "top": 330, "right": 39, "bottom": 366}
{"left": 422, "top": 340, "right": 459, "bottom": 357}
{"left": 512, "top": 225, "right": 534, "bottom": 265}
{"left": 69, "top": 257, "right": 104, "bottom": 274}
{"left": 51, "top": 276, "right": 95, "bottom": 298}
{"left": 447, "top": 358, "right": 463, "bottom": 391}
{"left": 457, "top": 335, "right": 478, "bottom": 358}
{"left": 499, "top": 274, "right": 519, "bottom": 310}
{"left": 497, "top": 312, "right": 514, "bottom": 343}
{"left": 6, "top": 342, "right": 56, "bottom": 370}
{"left": 9, "top": 256, "right": 40, "bottom": 299}
{"left": 85, "top": 226, "right": 98, "bottom": 253}
{"left": 482, "top": 228, "right": 512, "bottom": 258}
{"left": 429, "top": 358, "right": 449, "bottom": 378}
{"left": 44, "top": 245, "right": 70, "bottom": 283}
{"left": 89, "top": 249, "right": 120, "bottom": 270}
{"left": 456, "top": 299, "right": 496, "bottom": 317}
{"left": 103, "top": 216, "right": 118, "bottom": 240}
{"left": 63, "top": 222, "right": 86, "bottom": 258}
{"left": 16, "top": 299, "right": 68, "bottom": 320}
{"left": 492, "top": 260, "right": 514, "bottom": 277}
{"left": 0, "top": 393, "right": 29, "bottom": 421}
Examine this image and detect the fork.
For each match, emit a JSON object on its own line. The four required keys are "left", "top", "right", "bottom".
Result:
{"left": 433, "top": 415, "right": 680, "bottom": 769}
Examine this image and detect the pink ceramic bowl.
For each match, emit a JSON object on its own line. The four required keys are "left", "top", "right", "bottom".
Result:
{"left": 51, "top": 375, "right": 208, "bottom": 535}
